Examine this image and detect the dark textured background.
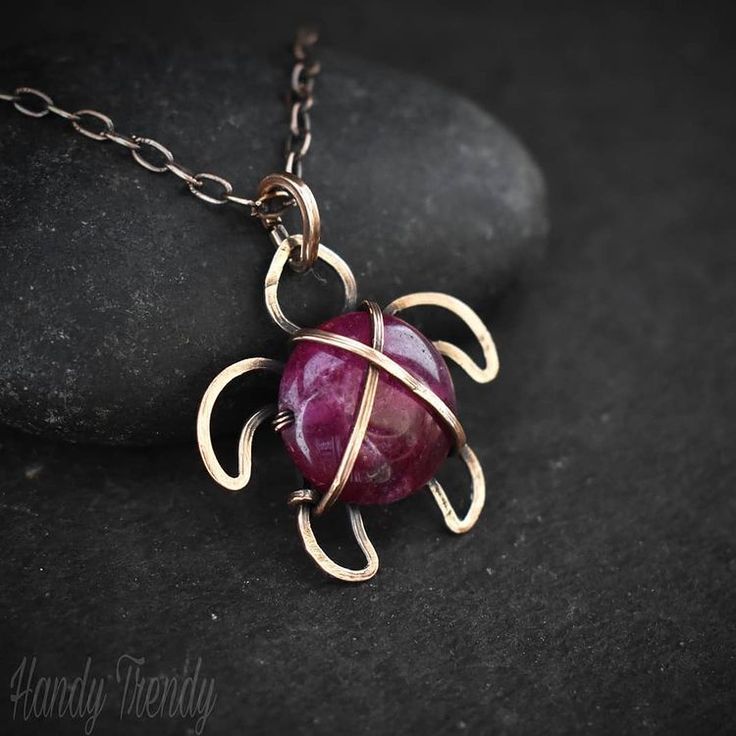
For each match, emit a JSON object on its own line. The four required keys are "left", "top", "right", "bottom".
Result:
{"left": 0, "top": 40, "right": 546, "bottom": 444}
{"left": 1, "top": 2, "right": 735, "bottom": 735}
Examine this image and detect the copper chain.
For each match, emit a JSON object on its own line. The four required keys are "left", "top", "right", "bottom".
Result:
{"left": 286, "top": 27, "right": 320, "bottom": 179}
{"left": 0, "top": 29, "right": 320, "bottom": 219}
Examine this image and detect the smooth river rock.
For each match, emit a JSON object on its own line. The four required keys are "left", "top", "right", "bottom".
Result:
{"left": 0, "top": 39, "right": 547, "bottom": 444}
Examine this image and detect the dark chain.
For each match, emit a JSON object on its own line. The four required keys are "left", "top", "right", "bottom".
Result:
{"left": 285, "top": 27, "right": 320, "bottom": 180}
{"left": 0, "top": 30, "right": 320, "bottom": 218}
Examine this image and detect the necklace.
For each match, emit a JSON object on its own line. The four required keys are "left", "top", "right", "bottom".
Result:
{"left": 2, "top": 29, "right": 499, "bottom": 583}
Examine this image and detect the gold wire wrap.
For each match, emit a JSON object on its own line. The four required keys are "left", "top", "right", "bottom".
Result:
{"left": 427, "top": 444, "right": 486, "bottom": 533}
{"left": 384, "top": 292, "right": 499, "bottom": 384}
{"left": 289, "top": 490, "right": 379, "bottom": 582}
{"left": 265, "top": 236, "right": 358, "bottom": 334}
{"left": 293, "top": 293, "right": 500, "bottom": 540}
{"left": 315, "top": 301, "right": 385, "bottom": 515}
{"left": 196, "top": 358, "right": 282, "bottom": 491}
{"left": 182, "top": 27, "right": 500, "bottom": 581}
{"left": 196, "top": 287, "right": 497, "bottom": 581}
{"left": 272, "top": 408, "right": 295, "bottom": 433}
{"left": 291, "top": 329, "right": 468, "bottom": 449}
{"left": 381, "top": 292, "right": 498, "bottom": 534}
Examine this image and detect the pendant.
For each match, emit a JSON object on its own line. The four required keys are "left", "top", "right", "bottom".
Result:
{"left": 197, "top": 173, "right": 499, "bottom": 582}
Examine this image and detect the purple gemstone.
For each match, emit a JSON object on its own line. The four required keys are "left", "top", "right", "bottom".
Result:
{"left": 278, "top": 311, "right": 456, "bottom": 505}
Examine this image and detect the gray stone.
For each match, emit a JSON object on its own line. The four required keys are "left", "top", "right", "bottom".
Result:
{"left": 0, "top": 39, "right": 547, "bottom": 444}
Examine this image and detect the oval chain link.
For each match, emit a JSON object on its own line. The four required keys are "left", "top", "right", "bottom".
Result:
{"left": 0, "top": 30, "right": 321, "bottom": 261}
{"left": 285, "top": 27, "right": 320, "bottom": 179}
{"left": 0, "top": 85, "right": 261, "bottom": 215}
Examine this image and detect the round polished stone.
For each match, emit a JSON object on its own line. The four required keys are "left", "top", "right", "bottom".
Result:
{"left": 278, "top": 311, "right": 456, "bottom": 505}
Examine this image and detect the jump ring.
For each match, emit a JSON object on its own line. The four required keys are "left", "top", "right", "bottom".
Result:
{"left": 254, "top": 190, "right": 295, "bottom": 220}
{"left": 264, "top": 237, "right": 357, "bottom": 334}
{"left": 257, "top": 172, "right": 320, "bottom": 272}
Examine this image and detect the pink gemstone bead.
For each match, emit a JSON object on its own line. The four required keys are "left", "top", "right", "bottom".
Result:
{"left": 278, "top": 311, "right": 456, "bottom": 505}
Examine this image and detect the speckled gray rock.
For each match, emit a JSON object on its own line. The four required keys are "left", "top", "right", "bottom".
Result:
{"left": 0, "top": 39, "right": 547, "bottom": 444}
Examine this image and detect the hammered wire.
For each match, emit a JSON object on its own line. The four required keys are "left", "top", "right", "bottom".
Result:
{"left": 291, "top": 328, "right": 468, "bottom": 450}
{"left": 314, "top": 301, "right": 385, "bottom": 515}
